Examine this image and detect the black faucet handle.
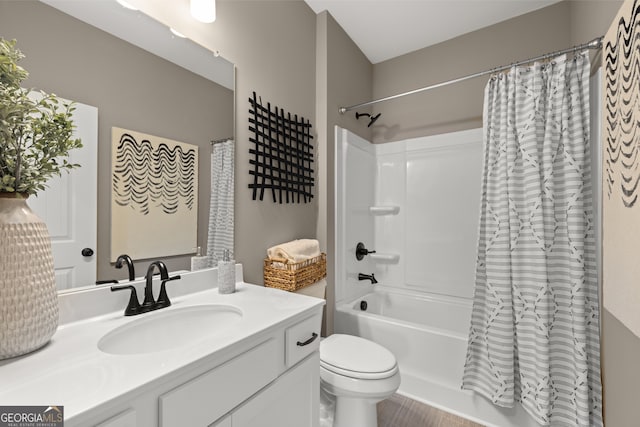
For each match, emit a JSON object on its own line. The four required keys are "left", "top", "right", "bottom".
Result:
{"left": 156, "top": 275, "right": 181, "bottom": 309}
{"left": 111, "top": 285, "right": 141, "bottom": 316}
{"left": 356, "top": 242, "right": 376, "bottom": 260}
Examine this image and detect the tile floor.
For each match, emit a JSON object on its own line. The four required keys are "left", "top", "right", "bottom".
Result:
{"left": 320, "top": 390, "right": 484, "bottom": 427}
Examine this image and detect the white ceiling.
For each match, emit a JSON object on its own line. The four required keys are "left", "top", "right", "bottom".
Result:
{"left": 304, "top": 0, "right": 562, "bottom": 64}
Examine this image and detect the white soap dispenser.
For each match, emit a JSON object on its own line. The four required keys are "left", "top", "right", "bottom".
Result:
{"left": 218, "top": 249, "right": 235, "bottom": 294}
{"left": 191, "top": 246, "right": 208, "bottom": 271}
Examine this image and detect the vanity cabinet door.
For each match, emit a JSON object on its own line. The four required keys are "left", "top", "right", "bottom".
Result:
{"left": 159, "top": 338, "right": 280, "bottom": 427}
{"left": 232, "top": 352, "right": 319, "bottom": 427}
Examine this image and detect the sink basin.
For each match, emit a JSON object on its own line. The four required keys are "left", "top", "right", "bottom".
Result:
{"left": 98, "top": 304, "right": 243, "bottom": 355}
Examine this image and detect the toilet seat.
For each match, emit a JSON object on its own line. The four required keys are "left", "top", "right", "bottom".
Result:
{"left": 320, "top": 334, "right": 398, "bottom": 380}
{"left": 320, "top": 359, "right": 398, "bottom": 380}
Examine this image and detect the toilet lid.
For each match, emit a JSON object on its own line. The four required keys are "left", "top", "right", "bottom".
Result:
{"left": 320, "top": 334, "right": 398, "bottom": 379}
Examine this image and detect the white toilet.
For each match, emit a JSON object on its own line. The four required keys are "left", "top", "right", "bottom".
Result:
{"left": 319, "top": 334, "right": 401, "bottom": 427}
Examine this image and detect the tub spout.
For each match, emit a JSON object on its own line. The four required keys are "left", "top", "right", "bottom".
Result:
{"left": 358, "top": 273, "right": 378, "bottom": 284}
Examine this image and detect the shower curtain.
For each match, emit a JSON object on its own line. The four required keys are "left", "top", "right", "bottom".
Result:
{"left": 207, "top": 139, "right": 234, "bottom": 265}
{"left": 461, "top": 52, "right": 602, "bottom": 426}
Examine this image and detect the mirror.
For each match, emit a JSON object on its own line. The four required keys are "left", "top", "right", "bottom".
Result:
{"left": 0, "top": 0, "right": 235, "bottom": 291}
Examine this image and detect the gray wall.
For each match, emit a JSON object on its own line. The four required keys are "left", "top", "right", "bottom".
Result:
{"left": 0, "top": 1, "right": 233, "bottom": 282}
{"left": 370, "top": 1, "right": 621, "bottom": 144}
{"left": 316, "top": 11, "right": 373, "bottom": 334}
{"left": 371, "top": 2, "right": 572, "bottom": 143}
{"left": 602, "top": 309, "right": 640, "bottom": 426}
{"left": 132, "top": 0, "right": 318, "bottom": 285}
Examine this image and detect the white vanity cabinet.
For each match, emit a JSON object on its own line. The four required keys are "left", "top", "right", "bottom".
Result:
{"left": 84, "top": 312, "right": 322, "bottom": 427}
{"left": 230, "top": 313, "right": 322, "bottom": 427}
{"left": 0, "top": 273, "right": 324, "bottom": 427}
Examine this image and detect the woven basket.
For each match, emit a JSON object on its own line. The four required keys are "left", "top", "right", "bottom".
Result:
{"left": 264, "top": 253, "right": 326, "bottom": 292}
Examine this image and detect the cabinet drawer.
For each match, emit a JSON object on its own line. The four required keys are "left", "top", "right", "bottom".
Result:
{"left": 160, "top": 338, "right": 279, "bottom": 427}
{"left": 285, "top": 314, "right": 321, "bottom": 367}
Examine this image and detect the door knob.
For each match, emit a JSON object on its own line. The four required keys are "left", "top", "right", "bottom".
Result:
{"left": 81, "top": 248, "right": 94, "bottom": 257}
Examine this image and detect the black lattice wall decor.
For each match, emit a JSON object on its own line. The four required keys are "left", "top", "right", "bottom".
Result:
{"left": 248, "top": 92, "right": 314, "bottom": 203}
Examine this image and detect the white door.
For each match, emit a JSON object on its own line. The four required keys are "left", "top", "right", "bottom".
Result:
{"left": 29, "top": 100, "right": 98, "bottom": 291}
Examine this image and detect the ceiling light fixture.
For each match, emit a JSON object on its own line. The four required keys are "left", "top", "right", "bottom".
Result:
{"left": 190, "top": 0, "right": 216, "bottom": 23}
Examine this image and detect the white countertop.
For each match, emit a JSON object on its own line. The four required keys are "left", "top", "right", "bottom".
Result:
{"left": 0, "top": 269, "right": 324, "bottom": 421}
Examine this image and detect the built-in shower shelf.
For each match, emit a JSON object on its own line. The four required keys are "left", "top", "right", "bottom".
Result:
{"left": 369, "top": 253, "right": 400, "bottom": 264}
{"left": 369, "top": 206, "right": 400, "bottom": 215}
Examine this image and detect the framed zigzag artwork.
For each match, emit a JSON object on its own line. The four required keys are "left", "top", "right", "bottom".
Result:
{"left": 110, "top": 127, "right": 198, "bottom": 262}
{"left": 602, "top": 0, "right": 640, "bottom": 337}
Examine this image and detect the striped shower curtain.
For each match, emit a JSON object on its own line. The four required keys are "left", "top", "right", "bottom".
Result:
{"left": 461, "top": 52, "right": 602, "bottom": 426}
{"left": 207, "top": 139, "right": 234, "bottom": 265}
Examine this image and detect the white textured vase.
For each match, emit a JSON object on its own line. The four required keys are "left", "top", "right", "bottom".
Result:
{"left": 0, "top": 194, "right": 58, "bottom": 359}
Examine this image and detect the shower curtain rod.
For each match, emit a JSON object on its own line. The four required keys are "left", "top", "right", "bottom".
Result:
{"left": 338, "top": 36, "right": 603, "bottom": 114}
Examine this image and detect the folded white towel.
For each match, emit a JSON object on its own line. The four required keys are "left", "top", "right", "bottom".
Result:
{"left": 267, "top": 239, "right": 320, "bottom": 263}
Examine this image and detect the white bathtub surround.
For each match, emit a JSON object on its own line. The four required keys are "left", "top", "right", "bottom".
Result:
{"left": 335, "top": 126, "right": 484, "bottom": 300}
{"left": 335, "top": 129, "right": 378, "bottom": 305}
{"left": 462, "top": 53, "right": 602, "bottom": 426}
{"left": 335, "top": 126, "right": 574, "bottom": 427}
{"left": 206, "top": 139, "right": 234, "bottom": 266}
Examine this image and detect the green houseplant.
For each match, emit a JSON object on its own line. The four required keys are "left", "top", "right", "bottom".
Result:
{"left": 0, "top": 38, "right": 82, "bottom": 195}
{"left": 0, "top": 38, "right": 82, "bottom": 359}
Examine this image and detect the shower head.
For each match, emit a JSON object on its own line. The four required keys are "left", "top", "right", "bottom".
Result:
{"left": 355, "top": 112, "right": 382, "bottom": 127}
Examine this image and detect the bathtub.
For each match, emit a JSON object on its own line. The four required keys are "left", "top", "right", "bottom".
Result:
{"left": 334, "top": 288, "right": 540, "bottom": 427}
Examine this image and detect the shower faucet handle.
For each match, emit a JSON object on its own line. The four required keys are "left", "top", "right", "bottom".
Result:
{"left": 356, "top": 242, "right": 376, "bottom": 261}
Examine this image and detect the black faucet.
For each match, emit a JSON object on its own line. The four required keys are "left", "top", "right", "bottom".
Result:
{"left": 110, "top": 261, "right": 181, "bottom": 316}
{"left": 358, "top": 273, "right": 378, "bottom": 284}
{"left": 142, "top": 261, "right": 169, "bottom": 310}
{"left": 115, "top": 254, "right": 135, "bottom": 281}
